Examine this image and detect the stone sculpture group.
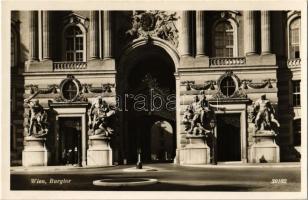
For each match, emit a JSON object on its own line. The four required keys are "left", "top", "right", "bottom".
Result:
{"left": 182, "top": 94, "right": 216, "bottom": 136}
{"left": 24, "top": 99, "right": 48, "bottom": 138}
{"left": 252, "top": 94, "right": 280, "bottom": 133}
{"left": 88, "top": 96, "right": 116, "bottom": 136}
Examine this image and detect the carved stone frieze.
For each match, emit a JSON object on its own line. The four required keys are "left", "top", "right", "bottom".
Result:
{"left": 241, "top": 79, "right": 276, "bottom": 89}
{"left": 83, "top": 83, "right": 115, "bottom": 94}
{"left": 181, "top": 80, "right": 216, "bottom": 91}
{"left": 125, "top": 11, "right": 179, "bottom": 47}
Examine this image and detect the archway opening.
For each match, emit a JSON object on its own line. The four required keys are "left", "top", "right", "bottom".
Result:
{"left": 120, "top": 44, "right": 176, "bottom": 163}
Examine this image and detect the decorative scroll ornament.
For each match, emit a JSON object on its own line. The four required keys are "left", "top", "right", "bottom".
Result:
{"left": 88, "top": 96, "right": 116, "bottom": 136}
{"left": 126, "top": 11, "right": 179, "bottom": 47}
{"left": 24, "top": 99, "right": 48, "bottom": 138}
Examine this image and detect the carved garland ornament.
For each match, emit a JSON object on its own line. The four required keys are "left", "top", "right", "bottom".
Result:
{"left": 126, "top": 11, "right": 179, "bottom": 47}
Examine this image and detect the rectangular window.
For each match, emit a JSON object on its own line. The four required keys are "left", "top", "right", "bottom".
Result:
{"left": 76, "top": 52, "right": 83, "bottom": 61}
{"left": 292, "top": 80, "right": 301, "bottom": 106}
{"left": 66, "top": 52, "right": 74, "bottom": 61}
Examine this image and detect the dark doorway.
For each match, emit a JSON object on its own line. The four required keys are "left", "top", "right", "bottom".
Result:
{"left": 58, "top": 117, "right": 82, "bottom": 165}
{"left": 216, "top": 114, "right": 241, "bottom": 162}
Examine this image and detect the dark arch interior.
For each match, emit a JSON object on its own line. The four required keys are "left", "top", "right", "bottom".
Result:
{"left": 127, "top": 47, "right": 175, "bottom": 90}
{"left": 123, "top": 45, "right": 176, "bottom": 163}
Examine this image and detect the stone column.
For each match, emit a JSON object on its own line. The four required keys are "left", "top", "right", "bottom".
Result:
{"left": 180, "top": 11, "right": 191, "bottom": 56}
{"left": 103, "top": 11, "right": 112, "bottom": 59}
{"left": 261, "top": 11, "right": 271, "bottom": 54}
{"left": 90, "top": 11, "right": 99, "bottom": 59}
{"left": 29, "top": 11, "right": 39, "bottom": 61}
{"left": 244, "top": 11, "right": 256, "bottom": 55}
{"left": 196, "top": 11, "right": 205, "bottom": 57}
{"left": 42, "top": 11, "right": 51, "bottom": 60}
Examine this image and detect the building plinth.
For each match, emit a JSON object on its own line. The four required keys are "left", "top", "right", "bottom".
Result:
{"left": 87, "top": 135, "right": 113, "bottom": 166}
{"left": 181, "top": 135, "right": 210, "bottom": 165}
{"left": 22, "top": 137, "right": 48, "bottom": 167}
{"left": 250, "top": 131, "right": 280, "bottom": 163}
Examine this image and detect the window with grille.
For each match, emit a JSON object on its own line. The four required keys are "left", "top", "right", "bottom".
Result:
{"left": 220, "top": 76, "right": 236, "bottom": 97}
{"left": 292, "top": 80, "right": 300, "bottom": 106}
{"left": 64, "top": 26, "right": 84, "bottom": 62}
{"left": 289, "top": 18, "right": 300, "bottom": 59}
{"left": 213, "top": 21, "right": 234, "bottom": 57}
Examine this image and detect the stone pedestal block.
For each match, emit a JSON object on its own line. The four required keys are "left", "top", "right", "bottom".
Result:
{"left": 22, "top": 137, "right": 48, "bottom": 167}
{"left": 87, "top": 135, "right": 112, "bottom": 166}
{"left": 250, "top": 131, "right": 280, "bottom": 163}
{"left": 181, "top": 136, "right": 210, "bottom": 165}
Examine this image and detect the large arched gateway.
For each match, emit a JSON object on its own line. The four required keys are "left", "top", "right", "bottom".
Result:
{"left": 117, "top": 41, "right": 178, "bottom": 163}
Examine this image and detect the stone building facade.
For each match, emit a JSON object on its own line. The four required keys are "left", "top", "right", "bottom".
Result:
{"left": 10, "top": 10, "right": 301, "bottom": 166}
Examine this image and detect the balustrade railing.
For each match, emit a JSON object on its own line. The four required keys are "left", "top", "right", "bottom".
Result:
{"left": 209, "top": 57, "right": 246, "bottom": 66}
{"left": 287, "top": 58, "right": 301, "bottom": 68}
{"left": 53, "top": 62, "right": 87, "bottom": 71}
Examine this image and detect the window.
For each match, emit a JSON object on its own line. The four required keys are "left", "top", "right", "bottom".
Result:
{"left": 213, "top": 21, "right": 234, "bottom": 57}
{"left": 293, "top": 119, "right": 301, "bottom": 146}
{"left": 220, "top": 76, "right": 236, "bottom": 97}
{"left": 292, "top": 80, "right": 300, "bottom": 106}
{"left": 62, "top": 80, "right": 78, "bottom": 101}
{"left": 64, "top": 26, "right": 84, "bottom": 62}
{"left": 289, "top": 18, "right": 300, "bottom": 59}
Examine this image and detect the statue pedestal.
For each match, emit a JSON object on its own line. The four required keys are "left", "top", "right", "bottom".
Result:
{"left": 22, "top": 136, "right": 48, "bottom": 167}
{"left": 87, "top": 135, "right": 113, "bottom": 166}
{"left": 181, "top": 135, "right": 210, "bottom": 165}
{"left": 250, "top": 131, "right": 280, "bottom": 163}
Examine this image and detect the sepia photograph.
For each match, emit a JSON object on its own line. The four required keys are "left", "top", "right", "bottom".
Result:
{"left": 1, "top": 0, "right": 307, "bottom": 199}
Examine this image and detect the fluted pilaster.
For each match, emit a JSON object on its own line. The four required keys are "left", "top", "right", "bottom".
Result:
{"left": 244, "top": 11, "right": 256, "bottom": 55}
{"left": 180, "top": 11, "right": 191, "bottom": 56}
{"left": 42, "top": 11, "right": 51, "bottom": 60}
{"left": 29, "top": 11, "right": 39, "bottom": 61}
{"left": 103, "top": 11, "right": 112, "bottom": 59}
{"left": 90, "top": 11, "right": 99, "bottom": 59}
{"left": 261, "top": 11, "right": 271, "bottom": 54}
{"left": 196, "top": 11, "right": 205, "bottom": 57}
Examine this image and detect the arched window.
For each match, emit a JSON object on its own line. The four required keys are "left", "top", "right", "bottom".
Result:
{"left": 289, "top": 18, "right": 300, "bottom": 59}
{"left": 213, "top": 21, "right": 235, "bottom": 57}
{"left": 64, "top": 26, "right": 85, "bottom": 62}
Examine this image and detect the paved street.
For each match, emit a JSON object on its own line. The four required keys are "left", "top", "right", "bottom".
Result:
{"left": 11, "top": 163, "right": 301, "bottom": 191}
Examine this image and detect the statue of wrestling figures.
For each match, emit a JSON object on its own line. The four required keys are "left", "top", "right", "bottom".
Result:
{"left": 252, "top": 94, "right": 280, "bottom": 134}
{"left": 24, "top": 99, "right": 48, "bottom": 138}
{"left": 182, "top": 93, "right": 223, "bottom": 136}
{"left": 88, "top": 96, "right": 116, "bottom": 136}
